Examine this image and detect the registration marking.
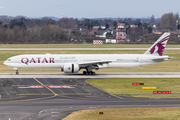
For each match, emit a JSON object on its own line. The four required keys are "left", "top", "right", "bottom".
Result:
{"left": 18, "top": 86, "right": 44, "bottom": 88}
{"left": 48, "top": 86, "right": 75, "bottom": 88}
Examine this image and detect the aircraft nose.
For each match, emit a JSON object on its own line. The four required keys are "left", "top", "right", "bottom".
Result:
{"left": 3, "top": 61, "right": 9, "bottom": 66}
{"left": 4, "top": 61, "right": 7, "bottom": 65}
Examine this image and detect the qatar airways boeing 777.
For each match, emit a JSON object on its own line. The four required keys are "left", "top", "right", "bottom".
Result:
{"left": 4, "top": 32, "right": 170, "bottom": 75}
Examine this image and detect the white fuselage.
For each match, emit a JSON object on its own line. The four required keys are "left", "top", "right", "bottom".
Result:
{"left": 3, "top": 54, "right": 169, "bottom": 69}
{"left": 3, "top": 32, "right": 171, "bottom": 74}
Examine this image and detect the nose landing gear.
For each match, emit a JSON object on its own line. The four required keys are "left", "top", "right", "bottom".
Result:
{"left": 15, "top": 70, "right": 19, "bottom": 75}
{"left": 14, "top": 68, "right": 19, "bottom": 75}
{"left": 16, "top": 70, "right": 19, "bottom": 75}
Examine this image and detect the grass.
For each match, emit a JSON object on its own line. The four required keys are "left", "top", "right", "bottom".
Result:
{"left": 0, "top": 44, "right": 180, "bottom": 48}
{"left": 86, "top": 78, "right": 180, "bottom": 98}
{"left": 0, "top": 50, "right": 179, "bottom": 73}
{"left": 62, "top": 107, "right": 180, "bottom": 120}
{"left": 65, "top": 76, "right": 180, "bottom": 119}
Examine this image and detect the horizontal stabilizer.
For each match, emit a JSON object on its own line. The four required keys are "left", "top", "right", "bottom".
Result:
{"left": 150, "top": 56, "right": 170, "bottom": 60}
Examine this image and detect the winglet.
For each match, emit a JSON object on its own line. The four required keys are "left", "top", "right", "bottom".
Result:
{"left": 144, "top": 32, "right": 170, "bottom": 56}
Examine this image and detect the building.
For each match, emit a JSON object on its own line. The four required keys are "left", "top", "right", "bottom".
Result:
{"left": 116, "top": 23, "right": 126, "bottom": 42}
{"left": 130, "top": 25, "right": 138, "bottom": 28}
{"left": 92, "top": 26, "right": 106, "bottom": 31}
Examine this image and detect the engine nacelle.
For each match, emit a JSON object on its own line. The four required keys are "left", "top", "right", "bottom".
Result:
{"left": 62, "top": 63, "right": 79, "bottom": 73}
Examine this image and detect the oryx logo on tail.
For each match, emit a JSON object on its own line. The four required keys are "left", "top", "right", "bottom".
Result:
{"left": 144, "top": 32, "right": 170, "bottom": 56}
{"left": 149, "top": 35, "right": 169, "bottom": 56}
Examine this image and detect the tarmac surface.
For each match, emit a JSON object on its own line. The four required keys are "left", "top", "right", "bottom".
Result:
{"left": 0, "top": 48, "right": 180, "bottom": 50}
{"left": 0, "top": 74, "right": 180, "bottom": 120}
{"left": 0, "top": 72, "right": 180, "bottom": 78}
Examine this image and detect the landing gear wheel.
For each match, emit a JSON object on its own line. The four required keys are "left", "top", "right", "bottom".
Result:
{"left": 16, "top": 70, "right": 19, "bottom": 75}
{"left": 83, "top": 71, "right": 87, "bottom": 75}
{"left": 91, "top": 72, "right": 95, "bottom": 75}
{"left": 83, "top": 71, "right": 95, "bottom": 75}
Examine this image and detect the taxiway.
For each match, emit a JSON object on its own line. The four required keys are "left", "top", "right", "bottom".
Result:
{"left": 0, "top": 48, "right": 180, "bottom": 50}
{"left": 0, "top": 72, "right": 180, "bottom": 78}
{"left": 0, "top": 75, "right": 179, "bottom": 120}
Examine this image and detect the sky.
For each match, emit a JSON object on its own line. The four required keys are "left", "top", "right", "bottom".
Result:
{"left": 0, "top": 0, "right": 180, "bottom": 19}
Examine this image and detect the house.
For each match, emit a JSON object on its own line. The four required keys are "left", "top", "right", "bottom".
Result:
{"left": 130, "top": 25, "right": 138, "bottom": 28}
{"left": 92, "top": 26, "right": 106, "bottom": 31}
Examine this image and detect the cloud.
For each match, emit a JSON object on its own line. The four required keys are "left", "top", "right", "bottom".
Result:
{"left": 0, "top": 6, "right": 4, "bottom": 9}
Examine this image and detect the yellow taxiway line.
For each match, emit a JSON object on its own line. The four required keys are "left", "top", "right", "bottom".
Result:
{"left": 33, "top": 77, "right": 58, "bottom": 96}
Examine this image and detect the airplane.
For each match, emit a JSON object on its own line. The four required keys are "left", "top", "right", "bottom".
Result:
{"left": 4, "top": 32, "right": 170, "bottom": 75}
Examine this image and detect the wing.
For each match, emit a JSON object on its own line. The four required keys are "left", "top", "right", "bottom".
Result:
{"left": 79, "top": 60, "right": 113, "bottom": 65}
{"left": 78, "top": 60, "right": 114, "bottom": 68}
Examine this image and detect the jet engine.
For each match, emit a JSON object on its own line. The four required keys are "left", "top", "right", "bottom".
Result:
{"left": 61, "top": 63, "right": 79, "bottom": 73}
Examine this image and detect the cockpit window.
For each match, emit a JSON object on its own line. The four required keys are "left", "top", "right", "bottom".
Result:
{"left": 7, "top": 59, "right": 11, "bottom": 61}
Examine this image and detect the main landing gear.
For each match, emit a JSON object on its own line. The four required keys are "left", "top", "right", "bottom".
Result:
{"left": 83, "top": 71, "right": 95, "bottom": 75}
{"left": 83, "top": 66, "right": 96, "bottom": 75}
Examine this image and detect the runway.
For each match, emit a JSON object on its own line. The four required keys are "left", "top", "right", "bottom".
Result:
{"left": 0, "top": 48, "right": 179, "bottom": 50}
{"left": 0, "top": 76, "right": 180, "bottom": 120}
{"left": 0, "top": 72, "right": 180, "bottom": 78}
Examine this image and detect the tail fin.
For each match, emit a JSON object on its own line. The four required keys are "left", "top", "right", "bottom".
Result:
{"left": 144, "top": 32, "right": 170, "bottom": 56}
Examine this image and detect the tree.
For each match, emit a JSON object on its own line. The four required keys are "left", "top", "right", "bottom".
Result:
{"left": 150, "top": 15, "right": 155, "bottom": 26}
{"left": 45, "top": 19, "right": 56, "bottom": 25}
{"left": 105, "top": 23, "right": 109, "bottom": 30}
{"left": 123, "top": 18, "right": 133, "bottom": 25}
{"left": 94, "top": 20, "right": 100, "bottom": 26}
{"left": 129, "top": 27, "right": 143, "bottom": 42}
{"left": 135, "top": 19, "right": 142, "bottom": 28}
{"left": 143, "top": 23, "right": 148, "bottom": 29}
{"left": 10, "top": 19, "right": 26, "bottom": 29}
{"left": 113, "top": 21, "right": 117, "bottom": 28}
{"left": 98, "top": 26, "right": 102, "bottom": 31}
{"left": 57, "top": 18, "right": 69, "bottom": 29}
{"left": 177, "top": 24, "right": 180, "bottom": 30}
{"left": 67, "top": 20, "right": 74, "bottom": 29}
{"left": 148, "top": 26, "right": 152, "bottom": 33}
{"left": 3, "top": 24, "right": 8, "bottom": 28}
{"left": 160, "top": 12, "right": 179, "bottom": 31}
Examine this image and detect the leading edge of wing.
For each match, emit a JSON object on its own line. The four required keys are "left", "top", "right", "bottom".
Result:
{"left": 78, "top": 60, "right": 113, "bottom": 65}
